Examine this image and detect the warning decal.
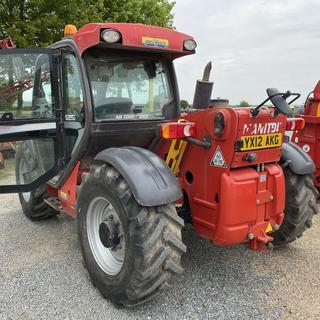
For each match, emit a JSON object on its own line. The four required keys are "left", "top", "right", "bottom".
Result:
{"left": 210, "top": 146, "right": 227, "bottom": 168}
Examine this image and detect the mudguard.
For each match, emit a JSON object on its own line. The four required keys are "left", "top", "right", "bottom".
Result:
{"left": 95, "top": 147, "right": 182, "bottom": 207}
{"left": 281, "top": 142, "right": 315, "bottom": 175}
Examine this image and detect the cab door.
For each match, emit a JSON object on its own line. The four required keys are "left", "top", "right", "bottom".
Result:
{"left": 0, "top": 48, "right": 62, "bottom": 193}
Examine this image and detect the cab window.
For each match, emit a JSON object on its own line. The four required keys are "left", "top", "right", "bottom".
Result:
{"left": 84, "top": 51, "right": 173, "bottom": 121}
{"left": 62, "top": 52, "right": 84, "bottom": 121}
{"left": 0, "top": 52, "right": 53, "bottom": 120}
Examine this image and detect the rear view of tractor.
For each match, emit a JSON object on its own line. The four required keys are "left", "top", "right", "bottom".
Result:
{"left": 0, "top": 23, "right": 318, "bottom": 307}
{"left": 157, "top": 67, "right": 318, "bottom": 249}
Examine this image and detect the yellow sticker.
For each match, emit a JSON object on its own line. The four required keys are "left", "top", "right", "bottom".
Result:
{"left": 240, "top": 133, "right": 282, "bottom": 151}
{"left": 142, "top": 37, "right": 169, "bottom": 48}
{"left": 266, "top": 223, "right": 273, "bottom": 233}
{"left": 316, "top": 102, "right": 320, "bottom": 117}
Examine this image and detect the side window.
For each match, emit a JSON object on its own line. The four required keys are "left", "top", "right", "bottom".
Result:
{"left": 0, "top": 52, "right": 54, "bottom": 120}
{"left": 0, "top": 49, "right": 60, "bottom": 190}
{"left": 62, "top": 52, "right": 83, "bottom": 120}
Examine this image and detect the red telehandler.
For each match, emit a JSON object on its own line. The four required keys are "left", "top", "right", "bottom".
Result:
{"left": 0, "top": 24, "right": 318, "bottom": 306}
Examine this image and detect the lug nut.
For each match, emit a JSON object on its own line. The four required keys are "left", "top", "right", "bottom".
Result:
{"left": 274, "top": 224, "right": 280, "bottom": 231}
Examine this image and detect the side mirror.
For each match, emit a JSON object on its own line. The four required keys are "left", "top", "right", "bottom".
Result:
{"left": 252, "top": 88, "right": 300, "bottom": 117}
{"left": 266, "top": 88, "right": 293, "bottom": 116}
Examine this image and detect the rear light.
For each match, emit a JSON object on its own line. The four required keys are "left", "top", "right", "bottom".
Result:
{"left": 183, "top": 39, "right": 197, "bottom": 51}
{"left": 286, "top": 118, "right": 305, "bottom": 131}
{"left": 101, "top": 29, "right": 121, "bottom": 43}
{"left": 160, "top": 122, "right": 196, "bottom": 139}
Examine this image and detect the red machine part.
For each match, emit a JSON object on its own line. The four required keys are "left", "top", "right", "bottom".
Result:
{"left": 157, "top": 107, "right": 286, "bottom": 249}
{"left": 56, "top": 162, "right": 89, "bottom": 218}
{"left": 71, "top": 23, "right": 195, "bottom": 58}
{"left": 55, "top": 107, "right": 287, "bottom": 250}
{"left": 292, "top": 81, "right": 320, "bottom": 190}
{"left": 0, "top": 37, "right": 15, "bottom": 49}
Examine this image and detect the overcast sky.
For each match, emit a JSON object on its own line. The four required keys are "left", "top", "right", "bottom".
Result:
{"left": 173, "top": 0, "right": 320, "bottom": 105}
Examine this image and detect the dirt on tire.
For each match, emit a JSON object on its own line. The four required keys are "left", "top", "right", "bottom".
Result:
{"left": 272, "top": 167, "right": 319, "bottom": 246}
{"left": 76, "top": 164, "right": 186, "bottom": 306}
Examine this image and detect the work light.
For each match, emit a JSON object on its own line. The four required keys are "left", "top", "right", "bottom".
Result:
{"left": 101, "top": 29, "right": 121, "bottom": 43}
{"left": 183, "top": 39, "right": 197, "bottom": 51}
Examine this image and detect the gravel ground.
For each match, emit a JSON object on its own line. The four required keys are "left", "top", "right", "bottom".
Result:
{"left": 0, "top": 193, "right": 319, "bottom": 320}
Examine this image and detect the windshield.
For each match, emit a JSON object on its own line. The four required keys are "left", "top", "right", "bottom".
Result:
{"left": 85, "top": 52, "right": 173, "bottom": 121}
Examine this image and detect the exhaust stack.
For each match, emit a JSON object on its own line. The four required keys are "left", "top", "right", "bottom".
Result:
{"left": 192, "top": 61, "right": 213, "bottom": 109}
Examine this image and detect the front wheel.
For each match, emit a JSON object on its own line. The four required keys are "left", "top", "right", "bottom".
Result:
{"left": 77, "top": 164, "right": 186, "bottom": 306}
{"left": 272, "top": 167, "right": 318, "bottom": 246}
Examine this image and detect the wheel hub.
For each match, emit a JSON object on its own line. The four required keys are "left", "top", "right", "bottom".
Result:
{"left": 87, "top": 196, "right": 125, "bottom": 275}
{"left": 99, "top": 217, "right": 120, "bottom": 248}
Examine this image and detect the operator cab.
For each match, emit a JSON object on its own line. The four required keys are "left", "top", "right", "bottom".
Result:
{"left": 0, "top": 23, "right": 195, "bottom": 192}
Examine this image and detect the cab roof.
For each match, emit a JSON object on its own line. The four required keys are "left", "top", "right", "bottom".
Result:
{"left": 71, "top": 23, "right": 196, "bottom": 58}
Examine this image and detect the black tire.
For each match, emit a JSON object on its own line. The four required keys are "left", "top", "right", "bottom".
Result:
{"left": 16, "top": 142, "right": 57, "bottom": 221}
{"left": 77, "top": 164, "right": 186, "bottom": 307}
{"left": 18, "top": 185, "right": 58, "bottom": 221}
{"left": 272, "top": 168, "right": 319, "bottom": 246}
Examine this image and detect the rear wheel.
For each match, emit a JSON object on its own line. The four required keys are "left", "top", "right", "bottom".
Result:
{"left": 272, "top": 167, "right": 318, "bottom": 246}
{"left": 77, "top": 164, "right": 186, "bottom": 306}
{"left": 16, "top": 141, "right": 57, "bottom": 221}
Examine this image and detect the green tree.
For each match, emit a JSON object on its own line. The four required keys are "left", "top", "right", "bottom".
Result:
{"left": 0, "top": 0, "right": 175, "bottom": 48}
{"left": 102, "top": 0, "right": 175, "bottom": 28}
{"left": 180, "top": 99, "right": 189, "bottom": 111}
{"left": 239, "top": 100, "right": 250, "bottom": 107}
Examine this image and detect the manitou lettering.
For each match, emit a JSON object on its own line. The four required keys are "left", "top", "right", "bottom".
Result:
{"left": 242, "top": 122, "right": 281, "bottom": 135}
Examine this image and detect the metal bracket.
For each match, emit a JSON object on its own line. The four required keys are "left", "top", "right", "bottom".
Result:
{"left": 184, "top": 134, "right": 212, "bottom": 149}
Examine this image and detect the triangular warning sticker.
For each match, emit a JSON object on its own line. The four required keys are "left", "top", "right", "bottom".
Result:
{"left": 265, "top": 223, "right": 273, "bottom": 234}
{"left": 210, "top": 146, "right": 227, "bottom": 168}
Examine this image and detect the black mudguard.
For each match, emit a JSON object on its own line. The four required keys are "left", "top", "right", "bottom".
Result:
{"left": 281, "top": 142, "right": 315, "bottom": 175}
{"left": 95, "top": 147, "right": 182, "bottom": 207}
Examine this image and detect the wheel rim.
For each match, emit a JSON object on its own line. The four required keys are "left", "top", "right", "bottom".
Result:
{"left": 87, "top": 196, "right": 125, "bottom": 275}
{"left": 19, "top": 158, "right": 31, "bottom": 203}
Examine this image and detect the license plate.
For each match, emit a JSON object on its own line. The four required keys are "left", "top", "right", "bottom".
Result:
{"left": 240, "top": 133, "right": 282, "bottom": 151}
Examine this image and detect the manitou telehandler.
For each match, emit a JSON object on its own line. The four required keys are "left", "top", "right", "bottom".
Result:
{"left": 0, "top": 23, "right": 318, "bottom": 306}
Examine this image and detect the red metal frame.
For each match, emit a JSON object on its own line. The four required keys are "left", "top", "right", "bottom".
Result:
{"left": 0, "top": 37, "right": 15, "bottom": 49}
{"left": 55, "top": 162, "right": 89, "bottom": 218}
{"left": 157, "top": 108, "right": 286, "bottom": 249}
{"left": 72, "top": 23, "right": 195, "bottom": 58}
{"left": 292, "top": 81, "right": 320, "bottom": 190}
